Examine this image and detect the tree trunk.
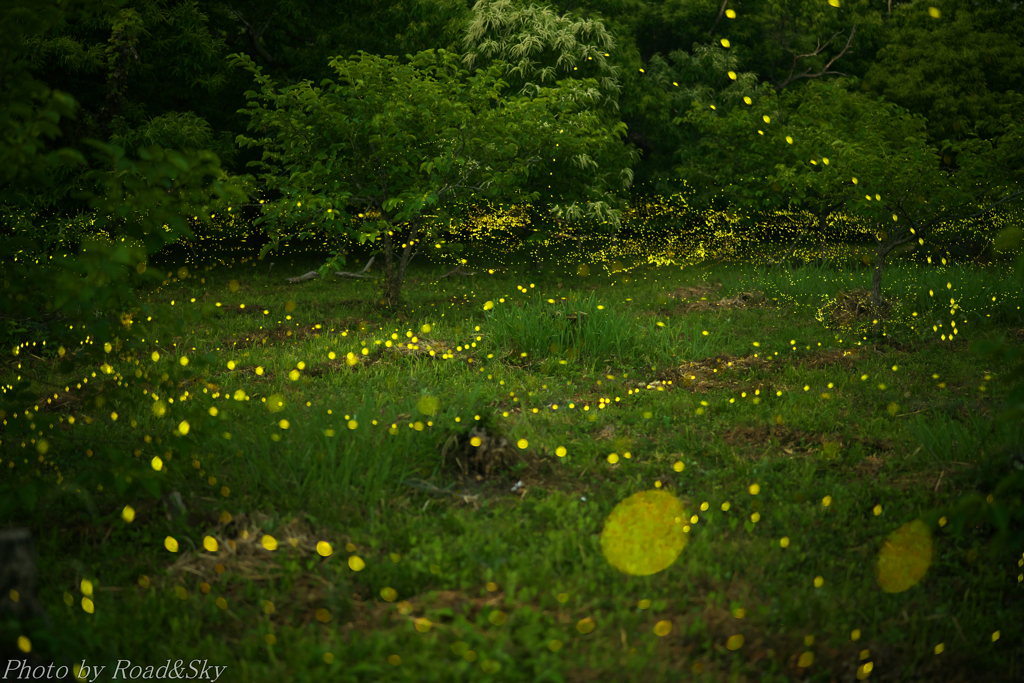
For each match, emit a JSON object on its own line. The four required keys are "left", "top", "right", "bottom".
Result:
{"left": 871, "top": 246, "right": 886, "bottom": 335}
{"left": 380, "top": 219, "right": 421, "bottom": 308}
{"left": 0, "top": 529, "right": 44, "bottom": 623}
{"left": 1, "top": 528, "right": 71, "bottom": 679}
{"left": 817, "top": 210, "right": 828, "bottom": 263}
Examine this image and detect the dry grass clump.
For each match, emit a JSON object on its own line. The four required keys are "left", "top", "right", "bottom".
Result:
{"left": 821, "top": 288, "right": 892, "bottom": 328}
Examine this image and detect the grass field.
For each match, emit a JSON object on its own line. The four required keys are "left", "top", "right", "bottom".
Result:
{"left": 2, "top": 242, "right": 1023, "bottom": 683}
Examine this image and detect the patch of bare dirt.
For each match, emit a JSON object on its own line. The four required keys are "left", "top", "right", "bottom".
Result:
{"left": 677, "top": 290, "right": 768, "bottom": 313}
{"left": 650, "top": 354, "right": 775, "bottom": 393}
{"left": 887, "top": 460, "right": 976, "bottom": 493}
{"left": 663, "top": 283, "right": 771, "bottom": 313}
{"left": 216, "top": 303, "right": 270, "bottom": 316}
{"left": 720, "top": 424, "right": 848, "bottom": 457}
{"left": 799, "top": 347, "right": 861, "bottom": 371}
{"left": 668, "top": 283, "right": 723, "bottom": 300}
{"left": 219, "top": 324, "right": 335, "bottom": 350}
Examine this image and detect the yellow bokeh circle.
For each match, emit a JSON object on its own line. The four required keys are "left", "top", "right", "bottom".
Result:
{"left": 600, "top": 490, "right": 688, "bottom": 576}
{"left": 876, "top": 519, "right": 934, "bottom": 593}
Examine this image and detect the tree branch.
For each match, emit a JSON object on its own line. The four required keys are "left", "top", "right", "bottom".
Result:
{"left": 707, "top": 0, "right": 730, "bottom": 38}
{"left": 281, "top": 26, "right": 316, "bottom": 46}
{"left": 437, "top": 265, "right": 477, "bottom": 279}
{"left": 286, "top": 257, "right": 376, "bottom": 283}
{"left": 774, "top": 25, "right": 856, "bottom": 92}
{"left": 228, "top": 4, "right": 277, "bottom": 65}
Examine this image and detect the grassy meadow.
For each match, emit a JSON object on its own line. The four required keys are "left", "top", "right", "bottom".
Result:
{"left": 2, "top": 227, "right": 1024, "bottom": 683}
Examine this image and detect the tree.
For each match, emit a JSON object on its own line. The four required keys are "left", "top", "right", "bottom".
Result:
{"left": 679, "top": 77, "right": 882, "bottom": 264}
{"left": 617, "top": 42, "right": 761, "bottom": 193}
{"left": 461, "top": 0, "right": 622, "bottom": 114}
{"left": 231, "top": 48, "right": 637, "bottom": 307}
{"left": 1, "top": 0, "right": 246, "bottom": 522}
{"left": 459, "top": 0, "right": 637, "bottom": 235}
{"left": 864, "top": 0, "right": 1024, "bottom": 157}
{"left": 679, "top": 77, "right": 1024, "bottom": 331}
{"left": 572, "top": 0, "right": 891, "bottom": 187}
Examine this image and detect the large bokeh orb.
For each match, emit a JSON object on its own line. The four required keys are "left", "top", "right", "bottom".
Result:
{"left": 600, "top": 490, "right": 689, "bottom": 576}
{"left": 876, "top": 519, "right": 935, "bottom": 593}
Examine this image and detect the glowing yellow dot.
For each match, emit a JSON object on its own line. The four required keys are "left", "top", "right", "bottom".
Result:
{"left": 165, "top": 536, "right": 179, "bottom": 552}
{"left": 517, "top": 438, "right": 529, "bottom": 449}
{"left": 814, "top": 576, "right": 824, "bottom": 588}
{"left": 348, "top": 555, "right": 366, "bottom": 571}
{"left": 556, "top": 446, "right": 567, "bottom": 457}
{"left": 780, "top": 537, "right": 790, "bottom": 548}
{"left": 653, "top": 620, "right": 672, "bottom": 636}
{"left": 122, "top": 505, "right": 135, "bottom": 523}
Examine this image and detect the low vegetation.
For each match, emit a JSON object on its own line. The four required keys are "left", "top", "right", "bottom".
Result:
{"left": 3, "top": 235, "right": 1022, "bottom": 682}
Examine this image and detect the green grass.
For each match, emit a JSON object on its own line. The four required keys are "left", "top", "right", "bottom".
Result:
{"left": 2, "top": 243, "right": 1023, "bottom": 683}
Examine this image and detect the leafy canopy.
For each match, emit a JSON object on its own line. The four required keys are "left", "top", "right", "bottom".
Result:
{"left": 231, "top": 47, "right": 637, "bottom": 301}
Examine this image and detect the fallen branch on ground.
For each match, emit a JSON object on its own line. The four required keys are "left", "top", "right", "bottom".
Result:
{"left": 286, "top": 257, "right": 376, "bottom": 283}
{"left": 438, "top": 266, "right": 477, "bottom": 279}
